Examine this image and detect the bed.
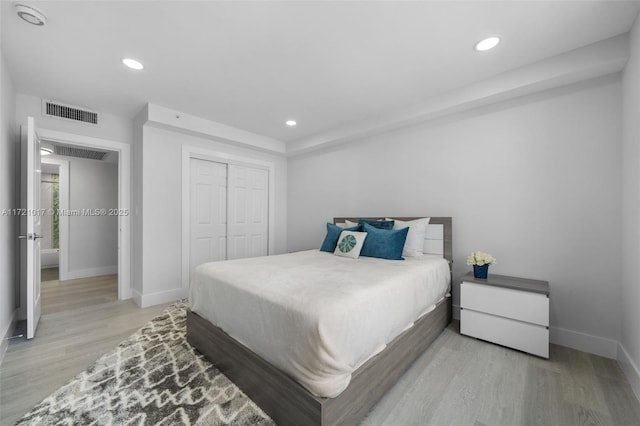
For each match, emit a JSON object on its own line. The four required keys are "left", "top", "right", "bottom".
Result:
{"left": 187, "top": 217, "right": 453, "bottom": 426}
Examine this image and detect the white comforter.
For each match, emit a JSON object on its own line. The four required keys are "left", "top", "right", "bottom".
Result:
{"left": 189, "top": 249, "right": 450, "bottom": 398}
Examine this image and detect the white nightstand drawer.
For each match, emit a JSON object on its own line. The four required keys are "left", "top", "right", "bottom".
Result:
{"left": 461, "top": 282, "right": 549, "bottom": 326}
{"left": 461, "top": 309, "right": 549, "bottom": 358}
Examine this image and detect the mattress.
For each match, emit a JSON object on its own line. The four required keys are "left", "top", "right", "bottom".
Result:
{"left": 189, "top": 249, "right": 450, "bottom": 398}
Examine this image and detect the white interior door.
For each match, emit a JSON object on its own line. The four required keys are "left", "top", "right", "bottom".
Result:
{"left": 227, "top": 164, "right": 269, "bottom": 260}
{"left": 189, "top": 158, "right": 228, "bottom": 280}
{"left": 21, "top": 117, "right": 42, "bottom": 339}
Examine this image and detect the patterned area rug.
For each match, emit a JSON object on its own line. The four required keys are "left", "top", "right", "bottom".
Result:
{"left": 16, "top": 301, "right": 275, "bottom": 426}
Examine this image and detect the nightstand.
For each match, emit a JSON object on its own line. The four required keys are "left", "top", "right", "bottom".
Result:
{"left": 460, "top": 272, "right": 550, "bottom": 358}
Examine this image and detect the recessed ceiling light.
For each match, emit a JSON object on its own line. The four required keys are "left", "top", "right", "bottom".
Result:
{"left": 286, "top": 120, "right": 297, "bottom": 127}
{"left": 122, "top": 58, "right": 144, "bottom": 70}
{"left": 15, "top": 3, "right": 47, "bottom": 26}
{"left": 474, "top": 36, "right": 501, "bottom": 52}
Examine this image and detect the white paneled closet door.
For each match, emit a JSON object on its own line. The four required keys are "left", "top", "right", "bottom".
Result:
{"left": 189, "top": 158, "right": 228, "bottom": 280}
{"left": 227, "top": 164, "right": 269, "bottom": 260}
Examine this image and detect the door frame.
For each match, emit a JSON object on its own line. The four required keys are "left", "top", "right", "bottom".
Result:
{"left": 181, "top": 146, "right": 275, "bottom": 289}
{"left": 37, "top": 128, "right": 132, "bottom": 300}
{"left": 40, "top": 158, "right": 70, "bottom": 281}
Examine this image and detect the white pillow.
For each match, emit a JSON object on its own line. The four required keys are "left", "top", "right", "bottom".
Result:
{"left": 387, "top": 217, "right": 431, "bottom": 257}
{"left": 335, "top": 222, "right": 349, "bottom": 228}
{"left": 345, "top": 219, "right": 358, "bottom": 227}
{"left": 334, "top": 231, "right": 367, "bottom": 259}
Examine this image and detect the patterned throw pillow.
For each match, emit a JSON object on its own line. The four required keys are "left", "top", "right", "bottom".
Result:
{"left": 333, "top": 231, "right": 367, "bottom": 259}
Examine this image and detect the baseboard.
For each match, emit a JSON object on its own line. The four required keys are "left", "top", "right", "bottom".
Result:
{"left": 0, "top": 309, "right": 17, "bottom": 366}
{"left": 618, "top": 343, "right": 640, "bottom": 402}
{"left": 132, "top": 289, "right": 143, "bottom": 308}
{"left": 550, "top": 326, "right": 618, "bottom": 359}
{"left": 139, "top": 287, "right": 188, "bottom": 308}
{"left": 62, "top": 265, "right": 118, "bottom": 281}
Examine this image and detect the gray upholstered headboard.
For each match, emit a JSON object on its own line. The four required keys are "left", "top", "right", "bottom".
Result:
{"left": 333, "top": 217, "right": 453, "bottom": 267}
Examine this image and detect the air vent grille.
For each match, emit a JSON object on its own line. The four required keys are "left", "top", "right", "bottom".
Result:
{"left": 43, "top": 100, "right": 98, "bottom": 125}
{"left": 54, "top": 146, "right": 108, "bottom": 160}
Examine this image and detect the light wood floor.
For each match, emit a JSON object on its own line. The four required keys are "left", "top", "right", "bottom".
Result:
{"left": 0, "top": 276, "right": 170, "bottom": 425}
{"left": 362, "top": 322, "right": 640, "bottom": 426}
{"left": 41, "top": 273, "right": 119, "bottom": 315}
{"left": 40, "top": 267, "right": 59, "bottom": 282}
{"left": 2, "top": 280, "right": 640, "bottom": 426}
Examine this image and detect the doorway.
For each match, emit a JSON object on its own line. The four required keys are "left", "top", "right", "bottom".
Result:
{"left": 36, "top": 128, "right": 132, "bottom": 302}
{"left": 19, "top": 123, "right": 132, "bottom": 339}
{"left": 39, "top": 146, "right": 119, "bottom": 314}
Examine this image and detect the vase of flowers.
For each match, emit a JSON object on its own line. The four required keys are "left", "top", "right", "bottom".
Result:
{"left": 467, "top": 251, "right": 496, "bottom": 279}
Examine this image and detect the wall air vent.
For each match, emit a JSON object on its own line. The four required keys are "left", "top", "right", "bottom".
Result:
{"left": 42, "top": 99, "right": 99, "bottom": 125}
{"left": 54, "top": 145, "right": 108, "bottom": 161}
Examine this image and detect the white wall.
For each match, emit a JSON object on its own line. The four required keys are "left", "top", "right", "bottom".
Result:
{"left": 134, "top": 123, "right": 287, "bottom": 307}
{"left": 288, "top": 75, "right": 622, "bottom": 358}
{"left": 65, "top": 156, "right": 118, "bottom": 278}
{"left": 0, "top": 49, "right": 18, "bottom": 363}
{"left": 621, "top": 12, "right": 640, "bottom": 399}
{"left": 15, "top": 94, "right": 133, "bottom": 144}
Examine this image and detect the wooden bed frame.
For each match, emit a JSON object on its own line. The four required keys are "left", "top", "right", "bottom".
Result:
{"left": 187, "top": 217, "right": 453, "bottom": 426}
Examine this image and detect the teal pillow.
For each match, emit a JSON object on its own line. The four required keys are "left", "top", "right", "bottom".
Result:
{"left": 360, "top": 222, "right": 409, "bottom": 260}
{"left": 358, "top": 219, "right": 395, "bottom": 230}
{"left": 320, "top": 223, "right": 361, "bottom": 252}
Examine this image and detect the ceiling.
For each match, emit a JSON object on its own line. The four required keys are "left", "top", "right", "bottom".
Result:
{"left": 2, "top": 1, "right": 640, "bottom": 146}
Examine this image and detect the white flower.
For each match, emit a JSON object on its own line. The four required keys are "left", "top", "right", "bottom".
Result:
{"left": 466, "top": 251, "right": 496, "bottom": 266}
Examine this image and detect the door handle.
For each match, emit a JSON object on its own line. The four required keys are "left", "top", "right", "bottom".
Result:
{"left": 17, "top": 234, "right": 43, "bottom": 240}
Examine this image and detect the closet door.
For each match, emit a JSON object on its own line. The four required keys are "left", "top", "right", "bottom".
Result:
{"left": 227, "top": 164, "right": 269, "bottom": 260}
{"left": 189, "top": 158, "right": 227, "bottom": 280}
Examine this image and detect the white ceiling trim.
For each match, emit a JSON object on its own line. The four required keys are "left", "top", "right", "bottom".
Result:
{"left": 141, "top": 104, "right": 287, "bottom": 155}
{"left": 286, "top": 34, "right": 629, "bottom": 157}
{"left": 133, "top": 34, "right": 628, "bottom": 159}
